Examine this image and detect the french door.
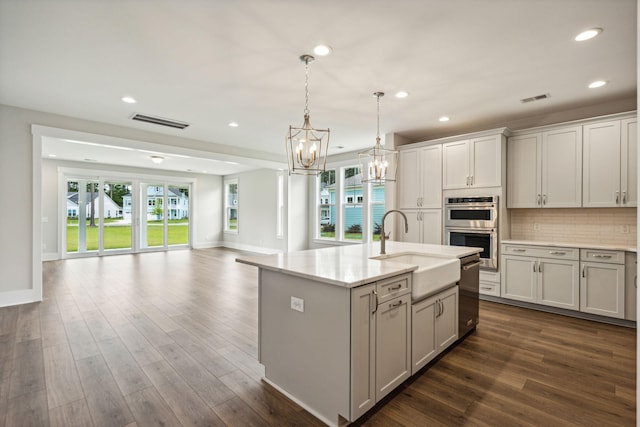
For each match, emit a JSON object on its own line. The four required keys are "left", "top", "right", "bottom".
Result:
{"left": 64, "top": 176, "right": 190, "bottom": 257}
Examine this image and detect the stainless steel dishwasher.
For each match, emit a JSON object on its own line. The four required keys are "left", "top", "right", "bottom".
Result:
{"left": 459, "top": 253, "right": 481, "bottom": 337}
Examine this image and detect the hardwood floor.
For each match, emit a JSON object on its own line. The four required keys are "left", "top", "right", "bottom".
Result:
{"left": 0, "top": 248, "right": 635, "bottom": 426}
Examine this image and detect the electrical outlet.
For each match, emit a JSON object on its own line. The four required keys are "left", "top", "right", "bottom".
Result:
{"left": 291, "top": 296, "right": 304, "bottom": 312}
{"left": 621, "top": 225, "right": 630, "bottom": 234}
{"left": 533, "top": 223, "right": 541, "bottom": 231}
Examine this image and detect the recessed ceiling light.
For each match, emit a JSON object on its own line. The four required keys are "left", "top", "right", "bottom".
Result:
{"left": 588, "top": 80, "right": 607, "bottom": 89}
{"left": 313, "top": 45, "right": 332, "bottom": 56}
{"left": 335, "top": 145, "right": 344, "bottom": 149}
{"left": 439, "top": 116, "right": 450, "bottom": 122}
{"left": 150, "top": 155, "right": 164, "bottom": 164}
{"left": 228, "top": 122, "right": 239, "bottom": 127}
{"left": 48, "top": 154, "right": 57, "bottom": 158}
{"left": 223, "top": 161, "right": 239, "bottom": 165}
{"left": 575, "top": 28, "right": 602, "bottom": 42}
{"left": 84, "top": 158, "right": 97, "bottom": 162}
{"left": 395, "top": 91, "right": 409, "bottom": 99}
{"left": 121, "top": 96, "right": 137, "bottom": 104}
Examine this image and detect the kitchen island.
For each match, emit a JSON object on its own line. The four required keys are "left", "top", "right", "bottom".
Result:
{"left": 236, "top": 242, "right": 481, "bottom": 426}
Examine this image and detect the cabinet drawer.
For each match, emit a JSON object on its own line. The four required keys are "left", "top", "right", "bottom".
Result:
{"left": 377, "top": 274, "right": 411, "bottom": 303}
{"left": 480, "top": 269, "right": 500, "bottom": 284}
{"left": 502, "top": 244, "right": 578, "bottom": 260}
{"left": 580, "top": 249, "right": 624, "bottom": 264}
{"left": 479, "top": 281, "right": 500, "bottom": 296}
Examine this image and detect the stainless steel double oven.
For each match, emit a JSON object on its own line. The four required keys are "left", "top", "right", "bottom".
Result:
{"left": 444, "top": 196, "right": 499, "bottom": 270}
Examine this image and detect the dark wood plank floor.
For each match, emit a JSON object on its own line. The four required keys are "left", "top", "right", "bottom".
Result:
{"left": 0, "top": 248, "right": 635, "bottom": 426}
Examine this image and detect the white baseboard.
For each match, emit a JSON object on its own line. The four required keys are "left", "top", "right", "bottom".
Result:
{"left": 221, "top": 241, "right": 283, "bottom": 255}
{"left": 192, "top": 241, "right": 223, "bottom": 249}
{"left": 0, "top": 289, "right": 41, "bottom": 308}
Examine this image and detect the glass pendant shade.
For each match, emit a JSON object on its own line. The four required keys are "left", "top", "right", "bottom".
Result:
{"left": 358, "top": 92, "right": 398, "bottom": 184}
{"left": 286, "top": 55, "right": 330, "bottom": 176}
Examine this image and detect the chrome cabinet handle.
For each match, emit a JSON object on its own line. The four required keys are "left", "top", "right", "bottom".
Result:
{"left": 513, "top": 248, "right": 526, "bottom": 252}
{"left": 480, "top": 286, "right": 493, "bottom": 291}
{"left": 616, "top": 191, "right": 620, "bottom": 204}
{"left": 592, "top": 254, "right": 612, "bottom": 259}
{"left": 533, "top": 262, "right": 537, "bottom": 273}
{"left": 466, "top": 176, "right": 470, "bottom": 186}
{"left": 549, "top": 251, "right": 566, "bottom": 255}
{"left": 623, "top": 191, "right": 627, "bottom": 205}
{"left": 470, "top": 175, "right": 474, "bottom": 186}
{"left": 372, "top": 290, "right": 379, "bottom": 314}
{"left": 388, "top": 284, "right": 402, "bottom": 291}
{"left": 542, "top": 194, "right": 547, "bottom": 205}
{"left": 440, "top": 300, "right": 444, "bottom": 316}
{"left": 538, "top": 262, "right": 542, "bottom": 273}
{"left": 582, "top": 265, "right": 586, "bottom": 278}
{"left": 537, "top": 194, "right": 541, "bottom": 206}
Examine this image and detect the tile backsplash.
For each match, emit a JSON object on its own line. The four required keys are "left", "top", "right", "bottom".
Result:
{"left": 510, "top": 208, "right": 637, "bottom": 247}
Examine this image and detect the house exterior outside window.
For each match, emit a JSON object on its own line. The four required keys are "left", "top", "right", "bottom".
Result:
{"left": 224, "top": 179, "right": 239, "bottom": 233}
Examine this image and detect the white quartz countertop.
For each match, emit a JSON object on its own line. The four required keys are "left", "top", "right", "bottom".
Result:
{"left": 502, "top": 239, "right": 637, "bottom": 253}
{"left": 236, "top": 242, "right": 482, "bottom": 288}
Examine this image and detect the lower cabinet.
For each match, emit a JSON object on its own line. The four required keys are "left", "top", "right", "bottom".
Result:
{"left": 501, "top": 245, "right": 579, "bottom": 311}
{"left": 580, "top": 249, "right": 625, "bottom": 319}
{"left": 410, "top": 285, "right": 458, "bottom": 375}
{"left": 350, "top": 276, "right": 411, "bottom": 420}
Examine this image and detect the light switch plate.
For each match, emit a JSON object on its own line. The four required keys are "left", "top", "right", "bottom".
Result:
{"left": 291, "top": 296, "right": 304, "bottom": 312}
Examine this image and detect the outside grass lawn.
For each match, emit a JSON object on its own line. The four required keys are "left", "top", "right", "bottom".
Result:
{"left": 67, "top": 221, "right": 188, "bottom": 252}
{"left": 320, "top": 232, "right": 381, "bottom": 241}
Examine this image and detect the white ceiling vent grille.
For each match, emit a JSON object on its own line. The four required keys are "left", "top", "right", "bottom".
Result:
{"left": 130, "top": 113, "right": 190, "bottom": 129}
{"left": 520, "top": 93, "right": 551, "bottom": 103}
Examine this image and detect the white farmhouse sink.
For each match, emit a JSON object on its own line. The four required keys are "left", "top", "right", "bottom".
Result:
{"left": 372, "top": 253, "right": 460, "bottom": 301}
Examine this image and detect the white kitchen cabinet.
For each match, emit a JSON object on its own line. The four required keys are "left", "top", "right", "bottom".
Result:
{"left": 507, "top": 126, "right": 582, "bottom": 208}
{"left": 624, "top": 252, "right": 636, "bottom": 321}
{"left": 443, "top": 134, "right": 503, "bottom": 190}
{"left": 400, "top": 210, "right": 441, "bottom": 244}
{"left": 580, "top": 249, "right": 625, "bottom": 319}
{"left": 398, "top": 145, "right": 442, "bottom": 209}
{"left": 411, "top": 285, "right": 458, "bottom": 375}
{"left": 583, "top": 119, "right": 637, "bottom": 207}
{"left": 350, "top": 275, "right": 411, "bottom": 419}
{"left": 501, "top": 244, "right": 579, "bottom": 310}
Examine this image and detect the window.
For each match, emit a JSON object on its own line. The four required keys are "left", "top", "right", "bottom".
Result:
{"left": 342, "top": 166, "right": 363, "bottom": 241}
{"left": 314, "top": 164, "right": 385, "bottom": 243}
{"left": 224, "top": 179, "right": 239, "bottom": 233}
{"left": 317, "top": 169, "right": 336, "bottom": 239}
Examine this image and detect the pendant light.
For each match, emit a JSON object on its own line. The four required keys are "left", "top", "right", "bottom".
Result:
{"left": 358, "top": 92, "right": 398, "bottom": 183}
{"left": 286, "top": 55, "right": 330, "bottom": 176}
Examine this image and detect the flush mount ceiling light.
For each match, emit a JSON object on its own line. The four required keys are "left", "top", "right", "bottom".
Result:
{"left": 121, "top": 96, "right": 137, "bottom": 104}
{"left": 575, "top": 28, "right": 602, "bottom": 41}
{"left": 395, "top": 91, "right": 409, "bottom": 98}
{"left": 358, "top": 92, "right": 398, "bottom": 184}
{"left": 313, "top": 45, "right": 332, "bottom": 56}
{"left": 150, "top": 155, "right": 164, "bottom": 164}
{"left": 588, "top": 80, "right": 607, "bottom": 89}
{"left": 439, "top": 116, "right": 450, "bottom": 122}
{"left": 228, "top": 122, "right": 239, "bottom": 127}
{"left": 285, "top": 54, "right": 330, "bottom": 176}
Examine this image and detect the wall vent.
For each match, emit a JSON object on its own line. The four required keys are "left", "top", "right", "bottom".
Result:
{"left": 520, "top": 93, "right": 551, "bottom": 103}
{"left": 130, "top": 113, "right": 190, "bottom": 129}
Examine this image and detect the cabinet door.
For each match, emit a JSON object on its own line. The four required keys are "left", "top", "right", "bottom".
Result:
{"left": 420, "top": 145, "right": 442, "bottom": 208}
{"left": 399, "top": 211, "right": 422, "bottom": 243}
{"left": 398, "top": 148, "right": 421, "bottom": 209}
{"left": 350, "top": 284, "right": 376, "bottom": 419}
{"left": 470, "top": 135, "right": 501, "bottom": 188}
{"left": 537, "top": 259, "right": 579, "bottom": 310}
{"left": 501, "top": 255, "right": 537, "bottom": 302}
{"left": 442, "top": 140, "right": 470, "bottom": 189}
{"left": 580, "top": 262, "right": 625, "bottom": 319}
{"left": 411, "top": 295, "right": 436, "bottom": 375}
{"left": 420, "top": 209, "right": 442, "bottom": 244}
{"left": 507, "top": 134, "right": 541, "bottom": 208}
{"left": 583, "top": 121, "right": 621, "bottom": 207}
{"left": 541, "top": 126, "right": 582, "bottom": 207}
{"left": 375, "top": 294, "right": 411, "bottom": 401}
{"left": 435, "top": 286, "right": 458, "bottom": 353}
{"left": 624, "top": 252, "right": 637, "bottom": 321}
{"left": 621, "top": 119, "right": 637, "bottom": 207}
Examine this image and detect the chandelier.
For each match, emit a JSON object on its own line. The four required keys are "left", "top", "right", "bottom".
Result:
{"left": 286, "top": 55, "right": 330, "bottom": 175}
{"left": 358, "top": 92, "right": 398, "bottom": 183}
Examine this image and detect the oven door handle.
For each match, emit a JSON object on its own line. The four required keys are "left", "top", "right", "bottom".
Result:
{"left": 462, "top": 261, "right": 482, "bottom": 271}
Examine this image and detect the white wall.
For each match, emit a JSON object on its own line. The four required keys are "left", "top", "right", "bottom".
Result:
{"left": 222, "top": 168, "right": 287, "bottom": 253}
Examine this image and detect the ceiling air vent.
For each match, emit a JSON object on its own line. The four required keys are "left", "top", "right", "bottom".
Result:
{"left": 520, "top": 93, "right": 551, "bottom": 104}
{"left": 130, "top": 113, "right": 190, "bottom": 129}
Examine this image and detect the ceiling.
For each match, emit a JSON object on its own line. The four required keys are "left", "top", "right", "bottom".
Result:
{"left": 0, "top": 0, "right": 637, "bottom": 175}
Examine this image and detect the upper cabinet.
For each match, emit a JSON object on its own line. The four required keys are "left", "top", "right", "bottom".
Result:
{"left": 442, "top": 134, "right": 504, "bottom": 190}
{"left": 583, "top": 119, "right": 637, "bottom": 207}
{"left": 398, "top": 145, "right": 442, "bottom": 209}
{"left": 507, "top": 126, "right": 582, "bottom": 208}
